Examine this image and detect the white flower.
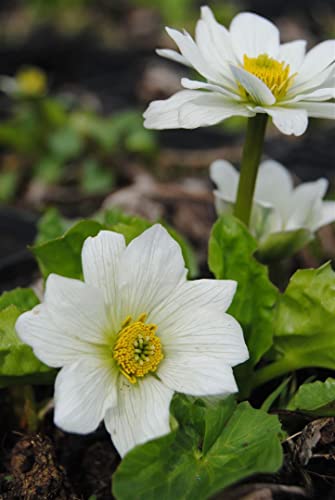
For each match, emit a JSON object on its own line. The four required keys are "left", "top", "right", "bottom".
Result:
{"left": 143, "top": 7, "right": 335, "bottom": 136}
{"left": 16, "top": 225, "right": 248, "bottom": 457}
{"left": 210, "top": 159, "right": 335, "bottom": 257}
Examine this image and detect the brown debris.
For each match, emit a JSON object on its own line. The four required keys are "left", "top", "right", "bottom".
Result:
{"left": 0, "top": 433, "right": 79, "bottom": 500}
{"left": 294, "top": 417, "right": 335, "bottom": 466}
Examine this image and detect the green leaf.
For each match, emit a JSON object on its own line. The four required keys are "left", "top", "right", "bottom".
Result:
{"left": 0, "top": 170, "right": 19, "bottom": 202}
{"left": 208, "top": 215, "right": 278, "bottom": 366}
{"left": 0, "top": 288, "right": 54, "bottom": 386}
{"left": 34, "top": 156, "right": 64, "bottom": 184}
{"left": 81, "top": 159, "right": 115, "bottom": 194}
{"left": 287, "top": 378, "right": 335, "bottom": 415}
{"left": 32, "top": 219, "right": 103, "bottom": 279}
{"left": 125, "top": 130, "right": 157, "bottom": 155}
{"left": 113, "top": 398, "right": 283, "bottom": 500}
{"left": 273, "top": 263, "right": 335, "bottom": 371}
{"left": 35, "top": 207, "right": 71, "bottom": 245}
{"left": 0, "top": 288, "right": 39, "bottom": 312}
{"left": 48, "top": 126, "right": 83, "bottom": 160}
{"left": 33, "top": 208, "right": 197, "bottom": 281}
{"left": 260, "top": 377, "right": 291, "bottom": 413}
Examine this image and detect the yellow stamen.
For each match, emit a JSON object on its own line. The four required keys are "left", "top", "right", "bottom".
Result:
{"left": 242, "top": 53, "right": 296, "bottom": 100}
{"left": 113, "top": 314, "right": 163, "bottom": 384}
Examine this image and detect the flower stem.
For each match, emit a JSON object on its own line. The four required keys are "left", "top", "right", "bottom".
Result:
{"left": 234, "top": 114, "right": 268, "bottom": 226}
{"left": 252, "top": 358, "right": 295, "bottom": 389}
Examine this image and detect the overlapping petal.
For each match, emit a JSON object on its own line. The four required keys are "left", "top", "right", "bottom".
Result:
{"left": 16, "top": 304, "right": 95, "bottom": 367}
{"left": 82, "top": 230, "right": 125, "bottom": 306}
{"left": 118, "top": 225, "right": 187, "bottom": 320}
{"left": 104, "top": 376, "right": 173, "bottom": 457}
{"left": 178, "top": 93, "right": 255, "bottom": 129}
{"left": 158, "top": 354, "right": 239, "bottom": 396}
{"left": 54, "top": 358, "right": 118, "bottom": 434}
{"left": 230, "top": 12, "right": 280, "bottom": 61}
{"left": 254, "top": 106, "right": 308, "bottom": 136}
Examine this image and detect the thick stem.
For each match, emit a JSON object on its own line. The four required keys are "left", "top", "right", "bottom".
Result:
{"left": 234, "top": 114, "right": 268, "bottom": 226}
{"left": 252, "top": 358, "right": 295, "bottom": 389}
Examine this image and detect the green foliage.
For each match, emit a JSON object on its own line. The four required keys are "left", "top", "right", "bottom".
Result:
{"left": 287, "top": 378, "right": 335, "bottom": 415}
{"left": 32, "top": 219, "right": 103, "bottom": 279}
{"left": 35, "top": 207, "right": 71, "bottom": 244}
{"left": 273, "top": 263, "right": 335, "bottom": 371}
{"left": 47, "top": 126, "right": 83, "bottom": 161}
{"left": 113, "top": 396, "right": 283, "bottom": 500}
{"left": 208, "top": 215, "right": 278, "bottom": 368}
{"left": 33, "top": 208, "right": 198, "bottom": 279}
{"left": 81, "top": 159, "right": 115, "bottom": 194}
{"left": 0, "top": 73, "right": 157, "bottom": 198}
{"left": 0, "top": 170, "right": 19, "bottom": 202}
{"left": 0, "top": 288, "right": 54, "bottom": 387}
{"left": 0, "top": 288, "right": 39, "bottom": 312}
{"left": 254, "top": 263, "right": 335, "bottom": 388}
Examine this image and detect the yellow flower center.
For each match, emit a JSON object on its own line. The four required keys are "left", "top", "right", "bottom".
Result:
{"left": 113, "top": 314, "right": 163, "bottom": 384}
{"left": 242, "top": 53, "right": 296, "bottom": 99}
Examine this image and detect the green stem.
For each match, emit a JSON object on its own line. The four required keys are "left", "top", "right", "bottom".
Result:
{"left": 252, "top": 358, "right": 295, "bottom": 389}
{"left": 234, "top": 114, "right": 268, "bottom": 226}
{"left": 10, "top": 385, "right": 38, "bottom": 433}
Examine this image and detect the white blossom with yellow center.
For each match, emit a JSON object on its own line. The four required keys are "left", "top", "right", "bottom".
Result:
{"left": 210, "top": 159, "right": 335, "bottom": 258}
{"left": 143, "top": 8, "right": 335, "bottom": 136}
{"left": 16, "top": 225, "right": 248, "bottom": 457}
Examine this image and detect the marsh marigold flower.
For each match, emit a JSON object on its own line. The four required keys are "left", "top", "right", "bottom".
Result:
{"left": 210, "top": 159, "right": 335, "bottom": 256}
{"left": 16, "top": 225, "right": 248, "bottom": 457}
{"left": 144, "top": 8, "right": 335, "bottom": 136}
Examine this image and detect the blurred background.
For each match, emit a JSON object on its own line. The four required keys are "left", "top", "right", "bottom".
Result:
{"left": 0, "top": 0, "right": 334, "bottom": 291}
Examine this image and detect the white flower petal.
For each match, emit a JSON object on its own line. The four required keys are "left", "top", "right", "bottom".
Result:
{"left": 230, "top": 65, "right": 276, "bottom": 105}
{"left": 54, "top": 358, "right": 117, "bottom": 434}
{"left": 165, "top": 27, "right": 221, "bottom": 82}
{"left": 279, "top": 40, "right": 306, "bottom": 73}
{"left": 293, "top": 101, "right": 335, "bottom": 119}
{"left": 289, "top": 63, "right": 334, "bottom": 97}
{"left": 250, "top": 201, "right": 282, "bottom": 239}
{"left": 156, "top": 48, "right": 190, "bottom": 67}
{"left": 230, "top": 12, "right": 280, "bottom": 62}
{"left": 16, "top": 304, "right": 94, "bottom": 367}
{"left": 213, "top": 191, "right": 235, "bottom": 217}
{"left": 209, "top": 159, "right": 239, "bottom": 201}
{"left": 285, "top": 179, "right": 329, "bottom": 231}
{"left": 82, "top": 230, "right": 125, "bottom": 306}
{"left": 119, "top": 224, "right": 186, "bottom": 320}
{"left": 319, "top": 201, "right": 335, "bottom": 228}
{"left": 285, "top": 88, "right": 335, "bottom": 103}
{"left": 194, "top": 17, "right": 237, "bottom": 90}
{"left": 179, "top": 92, "right": 255, "bottom": 129}
{"left": 255, "top": 160, "right": 293, "bottom": 208}
{"left": 151, "top": 283, "right": 248, "bottom": 366}
{"left": 181, "top": 78, "right": 240, "bottom": 100}
{"left": 200, "top": 6, "right": 235, "bottom": 63}
{"left": 158, "top": 355, "right": 239, "bottom": 396}
{"left": 255, "top": 106, "right": 308, "bottom": 135}
{"left": 295, "top": 40, "right": 335, "bottom": 86}
{"left": 44, "top": 274, "right": 109, "bottom": 345}
{"left": 143, "top": 89, "right": 203, "bottom": 129}
{"left": 104, "top": 376, "right": 173, "bottom": 457}
{"left": 154, "top": 279, "right": 238, "bottom": 317}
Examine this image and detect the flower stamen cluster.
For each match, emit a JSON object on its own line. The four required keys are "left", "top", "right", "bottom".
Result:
{"left": 242, "top": 54, "right": 296, "bottom": 99}
{"left": 113, "top": 314, "right": 163, "bottom": 383}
